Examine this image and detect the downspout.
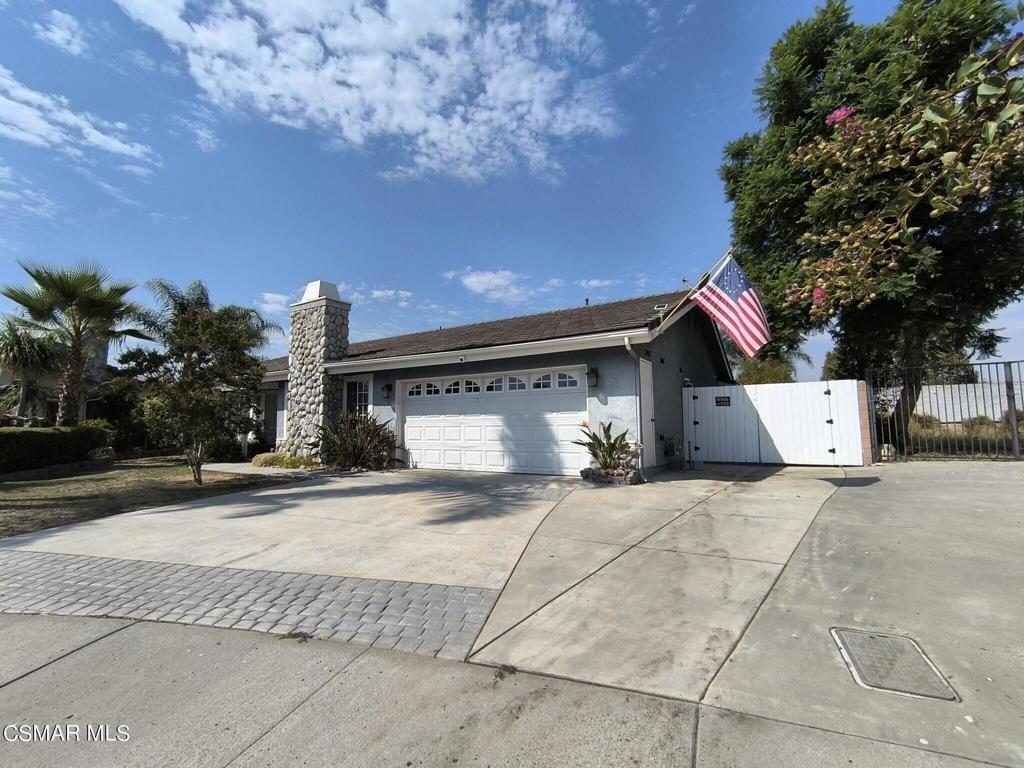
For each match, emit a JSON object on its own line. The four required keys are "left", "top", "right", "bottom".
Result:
{"left": 624, "top": 336, "right": 647, "bottom": 482}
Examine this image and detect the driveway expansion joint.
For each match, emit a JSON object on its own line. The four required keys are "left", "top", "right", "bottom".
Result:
{"left": 0, "top": 549, "right": 497, "bottom": 661}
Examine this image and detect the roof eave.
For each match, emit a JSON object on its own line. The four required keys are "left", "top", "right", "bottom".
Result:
{"left": 268, "top": 327, "right": 655, "bottom": 378}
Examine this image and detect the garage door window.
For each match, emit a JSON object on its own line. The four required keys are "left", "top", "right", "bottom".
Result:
{"left": 508, "top": 376, "right": 526, "bottom": 391}
{"left": 464, "top": 379, "right": 481, "bottom": 393}
{"left": 425, "top": 383, "right": 440, "bottom": 395}
{"left": 532, "top": 373, "right": 552, "bottom": 390}
{"left": 408, "top": 383, "right": 423, "bottom": 397}
{"left": 445, "top": 380, "right": 461, "bottom": 395}
{"left": 557, "top": 372, "right": 579, "bottom": 388}
{"left": 485, "top": 377, "right": 503, "bottom": 392}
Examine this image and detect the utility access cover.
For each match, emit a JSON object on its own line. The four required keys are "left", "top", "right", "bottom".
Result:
{"left": 831, "top": 628, "right": 957, "bottom": 701}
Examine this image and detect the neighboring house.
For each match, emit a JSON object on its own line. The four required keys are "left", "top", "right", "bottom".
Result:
{"left": 0, "top": 336, "right": 114, "bottom": 423}
{"left": 261, "top": 280, "right": 733, "bottom": 476}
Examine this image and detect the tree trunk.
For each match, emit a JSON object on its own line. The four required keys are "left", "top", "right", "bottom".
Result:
{"left": 56, "top": 343, "right": 85, "bottom": 427}
{"left": 16, "top": 375, "right": 29, "bottom": 418}
{"left": 889, "top": 335, "right": 926, "bottom": 452}
{"left": 188, "top": 441, "right": 205, "bottom": 486}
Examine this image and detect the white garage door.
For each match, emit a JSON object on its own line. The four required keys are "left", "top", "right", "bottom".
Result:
{"left": 401, "top": 367, "right": 589, "bottom": 475}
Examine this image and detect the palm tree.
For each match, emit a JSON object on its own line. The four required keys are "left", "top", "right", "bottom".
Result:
{"left": 1, "top": 262, "right": 149, "bottom": 425}
{"left": 0, "top": 317, "right": 64, "bottom": 418}
{"left": 138, "top": 279, "right": 280, "bottom": 343}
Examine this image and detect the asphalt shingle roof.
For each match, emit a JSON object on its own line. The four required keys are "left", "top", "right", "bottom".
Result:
{"left": 262, "top": 289, "right": 689, "bottom": 373}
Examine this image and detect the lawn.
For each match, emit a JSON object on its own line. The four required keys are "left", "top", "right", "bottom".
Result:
{"left": 0, "top": 457, "right": 295, "bottom": 539}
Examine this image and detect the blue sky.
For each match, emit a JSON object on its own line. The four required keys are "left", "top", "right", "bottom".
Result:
{"left": 1, "top": 0, "right": 1021, "bottom": 376}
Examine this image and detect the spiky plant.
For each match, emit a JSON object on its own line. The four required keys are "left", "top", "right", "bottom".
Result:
{"left": 316, "top": 411, "right": 398, "bottom": 470}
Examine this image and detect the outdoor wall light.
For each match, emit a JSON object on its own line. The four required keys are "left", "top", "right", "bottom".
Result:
{"left": 382, "top": 383, "right": 393, "bottom": 400}
{"left": 586, "top": 368, "right": 599, "bottom": 387}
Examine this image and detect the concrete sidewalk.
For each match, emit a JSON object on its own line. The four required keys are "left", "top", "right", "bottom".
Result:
{"left": 705, "top": 462, "right": 1024, "bottom": 767}
{"left": 0, "top": 614, "right": 994, "bottom": 768}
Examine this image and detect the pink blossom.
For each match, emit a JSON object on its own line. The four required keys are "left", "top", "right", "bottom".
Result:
{"left": 812, "top": 287, "right": 828, "bottom": 308}
{"left": 825, "top": 106, "right": 856, "bottom": 126}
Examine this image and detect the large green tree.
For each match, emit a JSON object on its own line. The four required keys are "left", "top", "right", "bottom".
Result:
{"left": 720, "top": 0, "right": 1022, "bottom": 377}
{"left": 0, "top": 318, "right": 64, "bottom": 418}
{"left": 119, "top": 280, "right": 279, "bottom": 484}
{"left": 1, "top": 263, "right": 148, "bottom": 425}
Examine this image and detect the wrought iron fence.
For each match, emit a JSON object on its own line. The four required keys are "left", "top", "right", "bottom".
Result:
{"left": 866, "top": 360, "right": 1022, "bottom": 461}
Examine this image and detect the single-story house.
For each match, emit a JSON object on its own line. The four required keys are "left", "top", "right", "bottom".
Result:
{"left": 261, "top": 280, "right": 733, "bottom": 476}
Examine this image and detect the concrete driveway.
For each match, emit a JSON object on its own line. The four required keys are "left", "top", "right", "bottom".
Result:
{"left": 0, "top": 470, "right": 575, "bottom": 590}
{"left": 1, "top": 461, "right": 1022, "bottom": 766}
{"left": 471, "top": 464, "right": 842, "bottom": 699}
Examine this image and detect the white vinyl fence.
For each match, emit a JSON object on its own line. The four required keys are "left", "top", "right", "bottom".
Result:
{"left": 682, "top": 379, "right": 865, "bottom": 466}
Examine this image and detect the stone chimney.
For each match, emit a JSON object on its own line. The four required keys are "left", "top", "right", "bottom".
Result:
{"left": 285, "top": 280, "right": 350, "bottom": 456}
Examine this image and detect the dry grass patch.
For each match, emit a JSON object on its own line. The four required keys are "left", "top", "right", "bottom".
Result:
{"left": 0, "top": 456, "right": 294, "bottom": 539}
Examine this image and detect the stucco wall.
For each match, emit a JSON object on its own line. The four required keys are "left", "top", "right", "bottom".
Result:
{"left": 634, "top": 311, "right": 732, "bottom": 467}
{"left": 280, "top": 310, "right": 731, "bottom": 471}
{"left": 350, "top": 347, "right": 640, "bottom": 442}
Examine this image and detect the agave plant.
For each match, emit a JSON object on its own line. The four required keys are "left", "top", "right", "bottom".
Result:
{"left": 315, "top": 411, "right": 398, "bottom": 470}
{"left": 572, "top": 421, "right": 634, "bottom": 472}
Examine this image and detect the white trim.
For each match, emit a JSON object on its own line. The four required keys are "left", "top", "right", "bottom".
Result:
{"left": 323, "top": 328, "right": 651, "bottom": 375}
{"left": 263, "top": 369, "right": 288, "bottom": 382}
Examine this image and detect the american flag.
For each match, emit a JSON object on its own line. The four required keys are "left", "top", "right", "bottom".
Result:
{"left": 692, "top": 255, "right": 771, "bottom": 357}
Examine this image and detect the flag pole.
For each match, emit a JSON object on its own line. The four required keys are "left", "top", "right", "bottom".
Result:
{"left": 655, "top": 247, "right": 734, "bottom": 333}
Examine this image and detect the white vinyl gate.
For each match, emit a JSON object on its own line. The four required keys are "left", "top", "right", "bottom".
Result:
{"left": 682, "top": 380, "right": 864, "bottom": 466}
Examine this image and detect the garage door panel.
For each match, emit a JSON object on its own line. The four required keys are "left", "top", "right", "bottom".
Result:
{"left": 402, "top": 368, "right": 587, "bottom": 476}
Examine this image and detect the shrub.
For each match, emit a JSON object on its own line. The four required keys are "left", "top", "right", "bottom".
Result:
{"left": 0, "top": 426, "right": 110, "bottom": 473}
{"left": 251, "top": 452, "right": 318, "bottom": 469}
{"left": 78, "top": 419, "right": 117, "bottom": 447}
{"left": 572, "top": 421, "right": 634, "bottom": 472}
{"left": 962, "top": 415, "right": 999, "bottom": 438}
{"left": 206, "top": 433, "right": 246, "bottom": 462}
{"left": 317, "top": 412, "right": 397, "bottom": 470}
{"left": 1001, "top": 408, "right": 1023, "bottom": 434}
{"left": 909, "top": 413, "right": 942, "bottom": 429}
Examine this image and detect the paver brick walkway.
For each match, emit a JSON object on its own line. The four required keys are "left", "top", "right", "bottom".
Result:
{"left": 0, "top": 549, "right": 498, "bottom": 660}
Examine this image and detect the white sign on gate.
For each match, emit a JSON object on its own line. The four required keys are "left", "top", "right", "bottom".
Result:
{"left": 682, "top": 380, "right": 864, "bottom": 466}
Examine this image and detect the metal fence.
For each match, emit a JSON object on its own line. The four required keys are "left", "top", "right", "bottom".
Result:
{"left": 866, "top": 360, "right": 1022, "bottom": 461}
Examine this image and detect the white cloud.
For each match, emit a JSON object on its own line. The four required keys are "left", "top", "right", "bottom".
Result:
{"left": 173, "top": 107, "right": 220, "bottom": 152}
{"left": 94, "top": 179, "right": 142, "bottom": 207}
{"left": 118, "top": 163, "right": 153, "bottom": 177}
{"left": 33, "top": 10, "right": 88, "bottom": 57}
{"left": 457, "top": 269, "right": 532, "bottom": 304}
{"left": 114, "top": 0, "right": 620, "bottom": 181}
{"left": 0, "top": 159, "right": 58, "bottom": 219}
{"left": 371, "top": 289, "right": 414, "bottom": 307}
{"left": 257, "top": 292, "right": 293, "bottom": 317}
{"left": 678, "top": 3, "right": 698, "bottom": 24}
{"left": 538, "top": 277, "right": 565, "bottom": 293}
{"left": 576, "top": 278, "right": 621, "bottom": 288}
{"left": 0, "top": 65, "right": 152, "bottom": 162}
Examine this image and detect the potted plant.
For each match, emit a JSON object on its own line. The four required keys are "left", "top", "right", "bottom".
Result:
{"left": 573, "top": 421, "right": 642, "bottom": 485}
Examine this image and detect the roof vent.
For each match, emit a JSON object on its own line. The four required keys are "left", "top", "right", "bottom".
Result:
{"left": 654, "top": 303, "right": 670, "bottom": 311}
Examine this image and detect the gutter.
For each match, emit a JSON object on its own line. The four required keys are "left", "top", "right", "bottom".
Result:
{"left": 318, "top": 327, "right": 654, "bottom": 376}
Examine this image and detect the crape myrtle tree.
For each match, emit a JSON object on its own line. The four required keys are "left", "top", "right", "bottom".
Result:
{"left": 720, "top": 0, "right": 1024, "bottom": 382}
{"left": 119, "top": 280, "right": 280, "bottom": 485}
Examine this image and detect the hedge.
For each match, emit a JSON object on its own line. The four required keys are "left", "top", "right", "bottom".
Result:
{"left": 0, "top": 426, "right": 111, "bottom": 474}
